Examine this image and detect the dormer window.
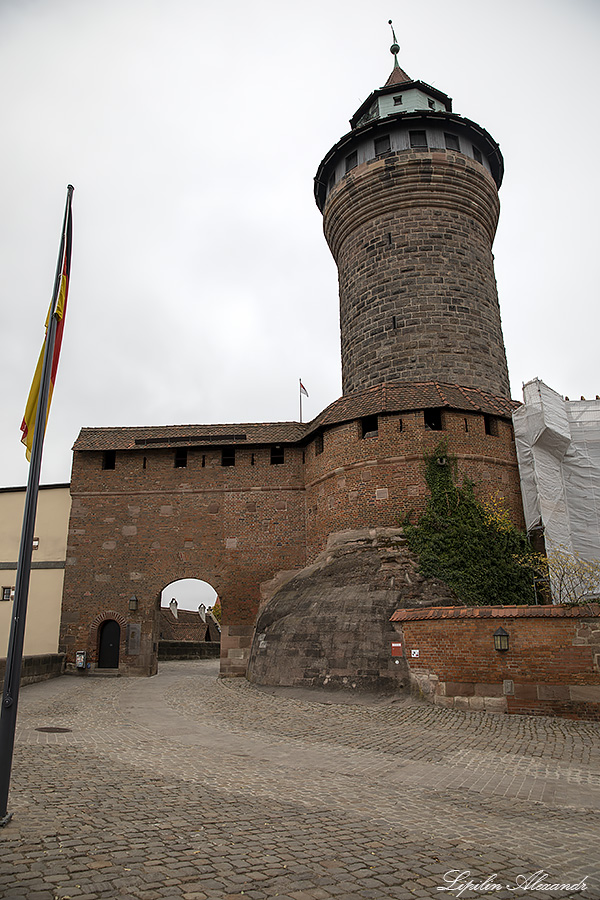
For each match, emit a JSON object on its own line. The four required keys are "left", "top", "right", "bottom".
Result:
{"left": 345, "top": 151, "right": 357, "bottom": 173}
{"left": 393, "top": 95, "right": 403, "bottom": 106}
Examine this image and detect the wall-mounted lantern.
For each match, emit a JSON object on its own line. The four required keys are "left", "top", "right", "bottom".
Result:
{"left": 129, "top": 595, "right": 138, "bottom": 611}
{"left": 494, "top": 627, "right": 509, "bottom": 651}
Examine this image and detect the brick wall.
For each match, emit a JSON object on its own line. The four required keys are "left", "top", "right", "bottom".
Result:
{"left": 323, "top": 151, "right": 510, "bottom": 399}
{"left": 304, "top": 409, "right": 522, "bottom": 561}
{"left": 61, "top": 444, "right": 307, "bottom": 676}
{"left": 391, "top": 605, "right": 600, "bottom": 720}
{"left": 61, "top": 404, "right": 525, "bottom": 678}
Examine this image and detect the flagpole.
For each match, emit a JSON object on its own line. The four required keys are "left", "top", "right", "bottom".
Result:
{"left": 0, "top": 185, "right": 74, "bottom": 826}
{"left": 299, "top": 379, "right": 303, "bottom": 423}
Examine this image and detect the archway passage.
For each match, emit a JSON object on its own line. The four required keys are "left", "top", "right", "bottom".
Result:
{"left": 98, "top": 620, "right": 120, "bottom": 668}
{"left": 160, "top": 578, "right": 218, "bottom": 614}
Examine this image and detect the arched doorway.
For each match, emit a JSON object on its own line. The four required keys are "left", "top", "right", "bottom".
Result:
{"left": 98, "top": 619, "right": 120, "bottom": 668}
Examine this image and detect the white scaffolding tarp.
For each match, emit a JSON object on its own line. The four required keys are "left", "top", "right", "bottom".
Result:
{"left": 513, "top": 379, "right": 600, "bottom": 598}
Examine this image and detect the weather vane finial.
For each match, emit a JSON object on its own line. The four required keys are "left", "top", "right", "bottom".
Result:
{"left": 388, "top": 19, "right": 400, "bottom": 68}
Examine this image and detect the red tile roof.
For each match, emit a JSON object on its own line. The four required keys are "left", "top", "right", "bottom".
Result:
{"left": 384, "top": 66, "right": 412, "bottom": 87}
{"left": 72, "top": 381, "right": 519, "bottom": 452}
{"left": 73, "top": 421, "right": 305, "bottom": 452}
{"left": 311, "top": 382, "right": 518, "bottom": 435}
{"left": 160, "top": 608, "right": 205, "bottom": 626}
{"left": 390, "top": 604, "right": 600, "bottom": 622}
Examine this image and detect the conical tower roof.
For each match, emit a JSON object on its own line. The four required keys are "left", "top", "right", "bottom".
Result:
{"left": 384, "top": 64, "right": 411, "bottom": 87}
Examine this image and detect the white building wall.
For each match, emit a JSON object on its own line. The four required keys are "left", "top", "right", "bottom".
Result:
{"left": 0, "top": 484, "right": 70, "bottom": 657}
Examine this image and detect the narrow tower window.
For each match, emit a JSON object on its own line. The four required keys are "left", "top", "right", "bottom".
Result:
{"left": 174, "top": 448, "right": 187, "bottom": 468}
{"left": 315, "top": 433, "right": 324, "bottom": 456}
{"left": 393, "top": 95, "right": 403, "bottom": 106}
{"left": 409, "top": 131, "right": 427, "bottom": 148}
{"left": 424, "top": 409, "right": 443, "bottom": 431}
{"left": 221, "top": 448, "right": 235, "bottom": 467}
{"left": 361, "top": 415, "right": 378, "bottom": 438}
{"left": 345, "top": 151, "right": 357, "bottom": 173}
{"left": 484, "top": 415, "right": 498, "bottom": 436}
{"left": 444, "top": 133, "right": 460, "bottom": 151}
{"left": 428, "top": 99, "right": 435, "bottom": 110}
{"left": 102, "top": 450, "right": 116, "bottom": 470}
{"left": 271, "top": 445, "right": 284, "bottom": 465}
{"left": 472, "top": 145, "right": 483, "bottom": 164}
{"left": 374, "top": 134, "right": 390, "bottom": 156}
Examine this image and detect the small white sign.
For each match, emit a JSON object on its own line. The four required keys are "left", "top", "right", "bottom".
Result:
{"left": 411, "top": 649, "right": 420, "bottom": 658}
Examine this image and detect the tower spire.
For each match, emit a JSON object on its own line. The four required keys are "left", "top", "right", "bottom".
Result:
{"left": 388, "top": 19, "right": 400, "bottom": 68}
{"left": 384, "top": 20, "right": 411, "bottom": 86}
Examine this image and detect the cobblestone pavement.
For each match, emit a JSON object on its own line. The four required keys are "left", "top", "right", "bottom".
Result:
{"left": 1, "top": 660, "right": 599, "bottom": 900}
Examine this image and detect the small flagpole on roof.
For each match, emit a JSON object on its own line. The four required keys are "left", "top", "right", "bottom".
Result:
{"left": 299, "top": 379, "right": 308, "bottom": 423}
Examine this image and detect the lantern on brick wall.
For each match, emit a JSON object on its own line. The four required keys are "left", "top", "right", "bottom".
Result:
{"left": 129, "top": 595, "right": 138, "bottom": 611}
{"left": 493, "top": 627, "right": 509, "bottom": 651}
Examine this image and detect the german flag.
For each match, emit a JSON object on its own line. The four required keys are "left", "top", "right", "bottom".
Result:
{"left": 20, "top": 188, "right": 73, "bottom": 461}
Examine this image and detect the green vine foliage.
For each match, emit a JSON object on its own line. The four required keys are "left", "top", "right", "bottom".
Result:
{"left": 405, "top": 442, "right": 536, "bottom": 606}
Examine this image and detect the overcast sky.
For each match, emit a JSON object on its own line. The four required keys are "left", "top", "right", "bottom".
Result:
{"left": 2, "top": 0, "right": 599, "bottom": 500}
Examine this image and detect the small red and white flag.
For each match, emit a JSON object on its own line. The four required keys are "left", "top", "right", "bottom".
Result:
{"left": 299, "top": 380, "right": 309, "bottom": 398}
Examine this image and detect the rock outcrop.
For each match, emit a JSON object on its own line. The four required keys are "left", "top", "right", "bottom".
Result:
{"left": 247, "top": 527, "right": 459, "bottom": 692}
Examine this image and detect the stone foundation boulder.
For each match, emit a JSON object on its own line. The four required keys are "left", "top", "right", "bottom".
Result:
{"left": 247, "top": 527, "right": 458, "bottom": 692}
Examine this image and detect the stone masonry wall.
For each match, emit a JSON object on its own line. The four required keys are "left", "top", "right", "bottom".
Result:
{"left": 391, "top": 606, "right": 600, "bottom": 721}
{"left": 323, "top": 150, "right": 510, "bottom": 398}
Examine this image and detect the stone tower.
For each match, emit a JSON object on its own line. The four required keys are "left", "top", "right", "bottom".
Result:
{"left": 314, "top": 44, "right": 510, "bottom": 399}
{"left": 60, "top": 38, "right": 524, "bottom": 684}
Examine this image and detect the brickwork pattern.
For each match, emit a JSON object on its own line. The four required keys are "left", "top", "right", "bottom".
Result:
{"left": 60, "top": 445, "right": 307, "bottom": 675}
{"left": 61, "top": 404, "right": 525, "bottom": 678}
{"left": 392, "top": 605, "right": 600, "bottom": 720}
{"left": 323, "top": 151, "right": 510, "bottom": 397}
{"left": 304, "top": 409, "right": 522, "bottom": 561}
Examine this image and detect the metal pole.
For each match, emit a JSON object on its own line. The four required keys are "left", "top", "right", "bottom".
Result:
{"left": 0, "top": 186, "right": 73, "bottom": 825}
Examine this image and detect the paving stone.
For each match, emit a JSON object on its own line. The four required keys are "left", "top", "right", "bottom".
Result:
{"left": 0, "top": 659, "right": 598, "bottom": 900}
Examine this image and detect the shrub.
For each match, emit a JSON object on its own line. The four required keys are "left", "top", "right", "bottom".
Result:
{"left": 405, "top": 442, "right": 536, "bottom": 606}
